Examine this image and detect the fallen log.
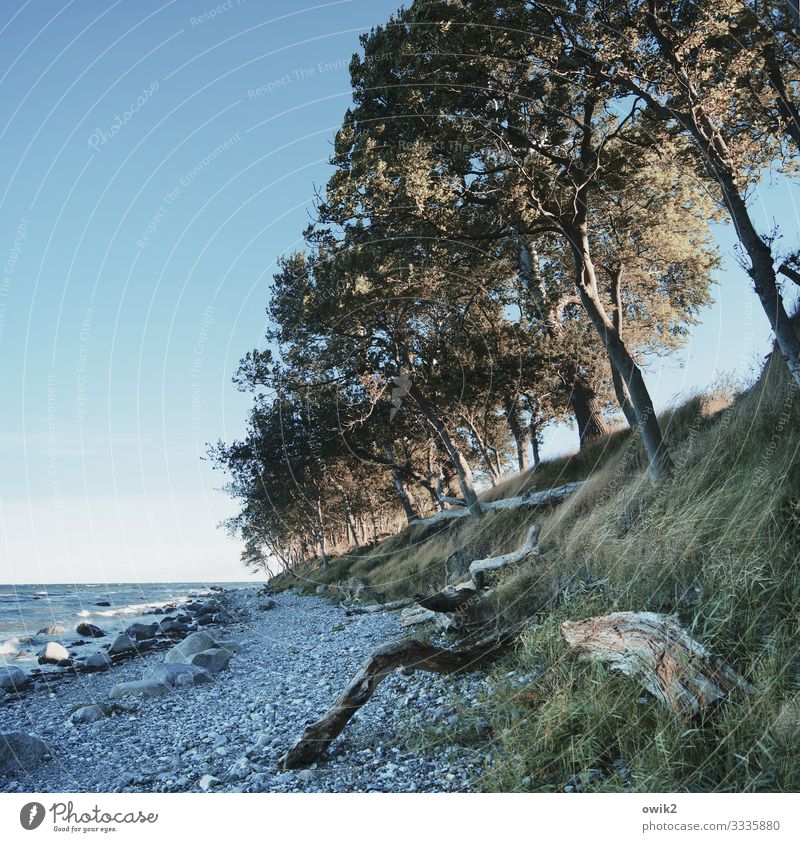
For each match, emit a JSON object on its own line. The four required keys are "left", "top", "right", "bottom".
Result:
{"left": 399, "top": 605, "right": 438, "bottom": 627}
{"left": 470, "top": 523, "right": 540, "bottom": 588}
{"left": 561, "top": 611, "right": 755, "bottom": 716}
{"left": 278, "top": 632, "right": 519, "bottom": 769}
{"left": 344, "top": 598, "right": 413, "bottom": 616}
{"left": 415, "top": 586, "right": 480, "bottom": 613}
{"left": 409, "top": 481, "right": 584, "bottom": 527}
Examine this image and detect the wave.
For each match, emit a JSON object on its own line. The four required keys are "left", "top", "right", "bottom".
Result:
{"left": 0, "top": 637, "right": 19, "bottom": 656}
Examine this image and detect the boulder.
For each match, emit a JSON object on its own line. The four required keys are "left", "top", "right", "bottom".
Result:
{"left": 76, "top": 622, "right": 106, "bottom": 638}
{"left": 84, "top": 652, "right": 113, "bottom": 670}
{"left": 37, "top": 641, "right": 71, "bottom": 666}
{"left": 196, "top": 614, "right": 216, "bottom": 626}
{"left": 315, "top": 584, "right": 328, "bottom": 594}
{"left": 165, "top": 631, "right": 218, "bottom": 664}
{"left": 108, "top": 634, "right": 137, "bottom": 656}
{"left": 0, "top": 666, "right": 30, "bottom": 693}
{"left": 187, "top": 648, "right": 231, "bottom": 675}
{"left": 258, "top": 597, "right": 276, "bottom": 611}
{"left": 125, "top": 622, "right": 159, "bottom": 641}
{"left": 0, "top": 732, "right": 51, "bottom": 774}
{"left": 108, "top": 679, "right": 171, "bottom": 700}
{"left": 37, "top": 625, "right": 65, "bottom": 635}
{"left": 158, "top": 618, "right": 191, "bottom": 635}
{"left": 17, "top": 636, "right": 43, "bottom": 647}
{"left": 174, "top": 613, "right": 192, "bottom": 624}
{"left": 142, "top": 662, "right": 212, "bottom": 688}
{"left": 71, "top": 704, "right": 112, "bottom": 725}
{"left": 95, "top": 601, "right": 111, "bottom": 607}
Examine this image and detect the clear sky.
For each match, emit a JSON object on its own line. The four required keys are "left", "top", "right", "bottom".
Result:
{"left": 0, "top": 0, "right": 797, "bottom": 585}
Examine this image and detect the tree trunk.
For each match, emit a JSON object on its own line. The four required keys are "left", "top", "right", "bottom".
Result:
{"left": 716, "top": 166, "right": 800, "bottom": 390}
{"left": 407, "top": 382, "right": 482, "bottom": 517}
{"left": 316, "top": 499, "right": 329, "bottom": 571}
{"left": 569, "top": 226, "right": 673, "bottom": 483}
{"left": 506, "top": 400, "right": 530, "bottom": 473}
{"left": 278, "top": 632, "right": 518, "bottom": 769}
{"left": 564, "top": 365, "right": 609, "bottom": 447}
{"left": 530, "top": 421, "right": 541, "bottom": 471}
{"left": 383, "top": 444, "right": 416, "bottom": 525}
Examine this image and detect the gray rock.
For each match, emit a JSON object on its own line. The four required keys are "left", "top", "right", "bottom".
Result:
{"left": 0, "top": 732, "right": 51, "bottom": 774}
{"left": 37, "top": 625, "right": 65, "bottom": 635}
{"left": 187, "top": 647, "right": 231, "bottom": 675}
{"left": 76, "top": 622, "right": 106, "bottom": 638}
{"left": 164, "top": 631, "right": 218, "bottom": 664}
{"left": 158, "top": 618, "right": 190, "bottom": 635}
{"left": 142, "top": 662, "right": 212, "bottom": 688}
{"left": 84, "top": 652, "right": 113, "bottom": 670}
{"left": 199, "top": 774, "right": 221, "bottom": 791}
{"left": 226, "top": 757, "right": 250, "bottom": 781}
{"left": 217, "top": 640, "right": 244, "bottom": 654}
{"left": 0, "top": 665, "right": 30, "bottom": 693}
{"left": 196, "top": 614, "right": 215, "bottom": 626}
{"left": 258, "top": 597, "right": 276, "bottom": 611}
{"left": 108, "top": 634, "right": 137, "bottom": 655}
{"left": 109, "top": 680, "right": 171, "bottom": 700}
{"left": 71, "top": 704, "right": 112, "bottom": 725}
{"left": 125, "top": 622, "right": 159, "bottom": 641}
{"left": 95, "top": 601, "right": 111, "bottom": 607}
{"left": 315, "top": 584, "right": 328, "bottom": 594}
{"left": 37, "top": 641, "right": 71, "bottom": 666}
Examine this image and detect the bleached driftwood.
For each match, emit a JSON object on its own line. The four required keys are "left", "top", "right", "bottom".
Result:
{"left": 409, "top": 481, "right": 584, "bottom": 527}
{"left": 415, "top": 585, "right": 480, "bottom": 613}
{"left": 344, "top": 598, "right": 413, "bottom": 616}
{"left": 278, "top": 632, "right": 518, "bottom": 769}
{"left": 399, "top": 605, "right": 439, "bottom": 627}
{"left": 470, "top": 524, "right": 541, "bottom": 588}
{"left": 561, "top": 612, "right": 755, "bottom": 715}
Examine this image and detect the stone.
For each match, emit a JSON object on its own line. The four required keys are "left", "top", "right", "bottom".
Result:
{"left": 196, "top": 614, "right": 215, "bottom": 626}
{"left": 84, "top": 652, "right": 113, "bottom": 670}
{"left": 71, "top": 704, "right": 112, "bottom": 725}
{"left": 0, "top": 666, "right": 30, "bottom": 693}
{"left": 158, "top": 618, "right": 190, "bottom": 635}
{"left": 37, "top": 625, "right": 65, "bottom": 635}
{"left": 315, "top": 584, "right": 328, "bottom": 594}
{"left": 37, "top": 641, "right": 71, "bottom": 666}
{"left": 164, "top": 631, "right": 218, "bottom": 664}
{"left": 76, "top": 622, "right": 106, "bottom": 638}
{"left": 109, "top": 679, "right": 171, "bottom": 700}
{"left": 95, "top": 601, "right": 111, "bottom": 607}
{"left": 199, "top": 774, "right": 221, "bottom": 791}
{"left": 125, "top": 622, "right": 159, "bottom": 641}
{"left": 217, "top": 640, "right": 244, "bottom": 654}
{"left": 226, "top": 757, "right": 250, "bottom": 781}
{"left": 142, "top": 662, "right": 213, "bottom": 688}
{"left": 108, "top": 634, "right": 137, "bottom": 656}
{"left": 258, "top": 597, "right": 275, "bottom": 611}
{"left": 0, "top": 732, "right": 51, "bottom": 775}
{"left": 187, "top": 647, "right": 231, "bottom": 675}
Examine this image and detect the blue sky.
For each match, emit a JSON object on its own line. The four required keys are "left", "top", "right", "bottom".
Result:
{"left": 0, "top": 0, "right": 797, "bottom": 584}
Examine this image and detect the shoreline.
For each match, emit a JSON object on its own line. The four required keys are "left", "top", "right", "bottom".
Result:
{"left": 0, "top": 587, "right": 486, "bottom": 793}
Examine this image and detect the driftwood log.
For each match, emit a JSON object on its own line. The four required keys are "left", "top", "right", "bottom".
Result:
{"left": 561, "top": 612, "right": 755, "bottom": 715}
{"left": 409, "top": 481, "right": 584, "bottom": 527}
{"left": 278, "top": 632, "right": 518, "bottom": 769}
{"left": 470, "top": 523, "right": 540, "bottom": 588}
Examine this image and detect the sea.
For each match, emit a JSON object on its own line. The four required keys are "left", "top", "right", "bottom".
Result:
{"left": 0, "top": 581, "right": 256, "bottom": 668}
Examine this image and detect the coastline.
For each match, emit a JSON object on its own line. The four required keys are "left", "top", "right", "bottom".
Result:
{"left": 0, "top": 588, "right": 486, "bottom": 793}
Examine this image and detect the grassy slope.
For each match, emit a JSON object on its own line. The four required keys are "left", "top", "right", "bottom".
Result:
{"left": 273, "top": 353, "right": 800, "bottom": 791}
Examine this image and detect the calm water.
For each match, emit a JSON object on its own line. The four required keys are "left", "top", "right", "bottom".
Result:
{"left": 0, "top": 581, "right": 255, "bottom": 666}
